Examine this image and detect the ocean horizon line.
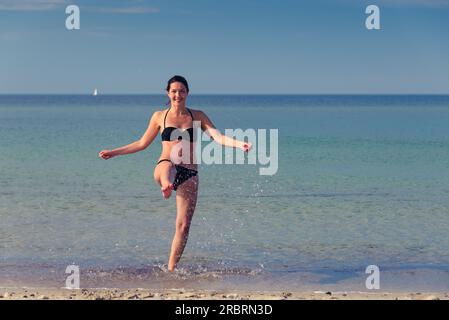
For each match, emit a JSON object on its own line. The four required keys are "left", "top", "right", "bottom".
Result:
{"left": 1, "top": 93, "right": 449, "bottom": 96}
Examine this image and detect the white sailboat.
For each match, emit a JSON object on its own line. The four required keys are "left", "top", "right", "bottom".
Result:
{"left": 92, "top": 88, "right": 98, "bottom": 96}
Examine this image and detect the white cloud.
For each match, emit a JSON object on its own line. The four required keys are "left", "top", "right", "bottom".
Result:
{"left": 343, "top": 0, "right": 449, "bottom": 8}
{"left": 0, "top": 0, "right": 159, "bottom": 13}
{"left": 87, "top": 6, "right": 159, "bottom": 14}
{"left": 379, "top": 0, "right": 449, "bottom": 7}
{"left": 0, "top": 0, "right": 67, "bottom": 11}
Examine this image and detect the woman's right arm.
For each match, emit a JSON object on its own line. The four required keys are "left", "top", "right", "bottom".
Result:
{"left": 98, "top": 111, "right": 160, "bottom": 160}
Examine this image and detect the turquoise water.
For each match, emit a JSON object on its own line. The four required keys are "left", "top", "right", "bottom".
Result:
{"left": 1, "top": 95, "right": 449, "bottom": 291}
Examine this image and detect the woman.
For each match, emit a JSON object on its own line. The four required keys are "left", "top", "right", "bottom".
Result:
{"left": 98, "top": 75, "right": 251, "bottom": 271}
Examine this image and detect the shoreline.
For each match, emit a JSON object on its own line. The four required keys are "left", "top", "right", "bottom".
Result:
{"left": 0, "top": 287, "right": 447, "bottom": 300}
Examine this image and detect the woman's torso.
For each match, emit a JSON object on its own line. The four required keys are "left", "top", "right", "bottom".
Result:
{"left": 158, "top": 107, "right": 198, "bottom": 169}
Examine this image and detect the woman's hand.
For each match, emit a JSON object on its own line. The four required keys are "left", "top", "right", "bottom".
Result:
{"left": 240, "top": 142, "right": 252, "bottom": 153}
{"left": 98, "top": 149, "right": 116, "bottom": 160}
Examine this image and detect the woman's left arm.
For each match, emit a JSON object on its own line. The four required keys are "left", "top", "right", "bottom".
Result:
{"left": 196, "top": 110, "right": 252, "bottom": 152}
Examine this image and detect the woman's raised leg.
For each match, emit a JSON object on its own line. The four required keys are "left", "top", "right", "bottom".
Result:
{"left": 168, "top": 175, "right": 198, "bottom": 271}
{"left": 153, "top": 161, "right": 175, "bottom": 199}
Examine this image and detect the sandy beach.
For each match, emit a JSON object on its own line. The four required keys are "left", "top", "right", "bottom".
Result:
{"left": 0, "top": 287, "right": 447, "bottom": 300}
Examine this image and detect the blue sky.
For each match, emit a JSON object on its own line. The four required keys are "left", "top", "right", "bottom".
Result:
{"left": 1, "top": 0, "right": 448, "bottom": 94}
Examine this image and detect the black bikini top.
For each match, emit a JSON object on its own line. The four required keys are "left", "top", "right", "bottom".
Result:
{"left": 161, "top": 107, "right": 195, "bottom": 142}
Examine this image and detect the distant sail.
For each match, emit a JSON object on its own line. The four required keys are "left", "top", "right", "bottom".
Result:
{"left": 93, "top": 88, "right": 98, "bottom": 96}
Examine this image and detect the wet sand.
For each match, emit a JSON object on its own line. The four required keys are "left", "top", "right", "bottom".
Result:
{"left": 0, "top": 287, "right": 447, "bottom": 300}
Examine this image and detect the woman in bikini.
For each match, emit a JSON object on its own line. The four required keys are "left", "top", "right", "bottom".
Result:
{"left": 98, "top": 75, "right": 251, "bottom": 271}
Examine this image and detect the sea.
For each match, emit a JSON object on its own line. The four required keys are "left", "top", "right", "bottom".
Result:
{"left": 1, "top": 94, "right": 449, "bottom": 292}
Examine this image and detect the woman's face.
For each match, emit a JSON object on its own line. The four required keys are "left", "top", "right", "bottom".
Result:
{"left": 167, "top": 82, "right": 188, "bottom": 107}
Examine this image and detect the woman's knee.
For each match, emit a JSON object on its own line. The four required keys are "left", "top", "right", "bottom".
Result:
{"left": 153, "top": 167, "right": 162, "bottom": 184}
{"left": 175, "top": 220, "right": 191, "bottom": 235}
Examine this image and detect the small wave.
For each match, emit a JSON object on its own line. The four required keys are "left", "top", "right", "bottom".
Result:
{"left": 83, "top": 263, "right": 264, "bottom": 281}
{"left": 65, "top": 263, "right": 266, "bottom": 289}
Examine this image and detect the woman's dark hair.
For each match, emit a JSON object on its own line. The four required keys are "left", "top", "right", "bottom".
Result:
{"left": 166, "top": 75, "right": 189, "bottom": 93}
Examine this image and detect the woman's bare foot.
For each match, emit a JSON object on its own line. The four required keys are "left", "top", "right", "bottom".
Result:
{"left": 168, "top": 264, "right": 176, "bottom": 272}
{"left": 161, "top": 183, "right": 173, "bottom": 199}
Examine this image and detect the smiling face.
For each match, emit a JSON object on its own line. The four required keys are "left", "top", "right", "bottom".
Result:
{"left": 167, "top": 82, "right": 188, "bottom": 108}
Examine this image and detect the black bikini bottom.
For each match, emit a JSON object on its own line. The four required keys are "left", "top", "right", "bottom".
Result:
{"left": 157, "top": 159, "right": 198, "bottom": 191}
